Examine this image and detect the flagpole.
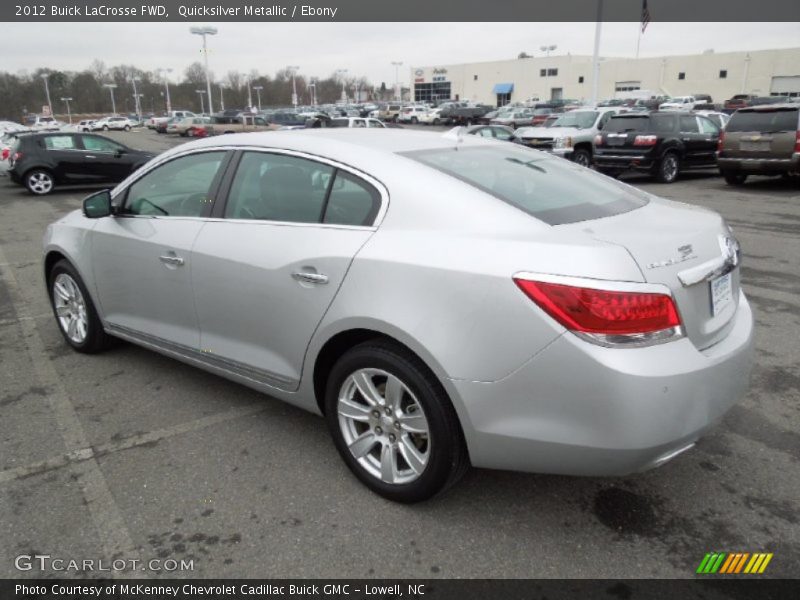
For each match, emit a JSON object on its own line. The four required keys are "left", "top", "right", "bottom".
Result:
{"left": 636, "top": 22, "right": 642, "bottom": 59}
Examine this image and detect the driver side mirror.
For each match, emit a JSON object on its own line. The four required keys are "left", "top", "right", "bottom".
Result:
{"left": 114, "top": 148, "right": 126, "bottom": 158}
{"left": 83, "top": 190, "right": 113, "bottom": 218}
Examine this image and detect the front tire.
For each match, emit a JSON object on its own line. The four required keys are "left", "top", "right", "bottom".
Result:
{"left": 723, "top": 171, "right": 748, "bottom": 186}
{"left": 572, "top": 148, "right": 592, "bottom": 167}
{"left": 103, "top": 125, "right": 109, "bottom": 131}
{"left": 325, "top": 341, "right": 469, "bottom": 503}
{"left": 48, "top": 260, "right": 114, "bottom": 354}
{"left": 124, "top": 125, "right": 131, "bottom": 131}
{"left": 656, "top": 151, "right": 680, "bottom": 183}
{"left": 25, "top": 169, "right": 54, "bottom": 195}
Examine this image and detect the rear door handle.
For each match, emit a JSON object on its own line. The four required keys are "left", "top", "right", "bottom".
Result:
{"left": 292, "top": 271, "right": 328, "bottom": 284}
{"left": 159, "top": 255, "right": 185, "bottom": 266}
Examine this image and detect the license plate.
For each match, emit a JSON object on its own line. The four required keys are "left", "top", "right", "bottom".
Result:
{"left": 710, "top": 272, "right": 733, "bottom": 316}
{"left": 607, "top": 137, "right": 625, "bottom": 146}
{"left": 739, "top": 141, "right": 769, "bottom": 152}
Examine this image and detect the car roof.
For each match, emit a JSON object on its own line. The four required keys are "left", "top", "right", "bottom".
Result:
{"left": 737, "top": 103, "right": 798, "bottom": 112}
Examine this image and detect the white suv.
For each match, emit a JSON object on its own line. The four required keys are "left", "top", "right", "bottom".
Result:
{"left": 398, "top": 106, "right": 428, "bottom": 124}
{"left": 659, "top": 96, "right": 697, "bottom": 111}
{"left": 91, "top": 116, "right": 134, "bottom": 131}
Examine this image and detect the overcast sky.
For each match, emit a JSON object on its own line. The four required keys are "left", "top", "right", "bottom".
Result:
{"left": 4, "top": 22, "right": 798, "bottom": 84}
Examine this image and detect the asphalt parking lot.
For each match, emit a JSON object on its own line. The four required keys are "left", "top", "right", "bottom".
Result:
{"left": 1, "top": 129, "right": 798, "bottom": 579}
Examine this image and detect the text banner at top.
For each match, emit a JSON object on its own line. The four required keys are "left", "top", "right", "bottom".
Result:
{"left": 2, "top": 0, "right": 799, "bottom": 22}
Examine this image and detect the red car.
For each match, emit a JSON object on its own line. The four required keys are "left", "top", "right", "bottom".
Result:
{"left": 724, "top": 94, "right": 756, "bottom": 112}
{"left": 531, "top": 108, "right": 554, "bottom": 126}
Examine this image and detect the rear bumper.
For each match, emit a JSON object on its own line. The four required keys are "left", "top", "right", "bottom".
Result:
{"left": 717, "top": 152, "right": 800, "bottom": 174}
{"left": 451, "top": 291, "right": 754, "bottom": 476}
{"left": 594, "top": 153, "right": 656, "bottom": 172}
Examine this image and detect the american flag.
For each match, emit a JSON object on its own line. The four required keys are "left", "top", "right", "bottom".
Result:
{"left": 641, "top": 0, "right": 651, "bottom": 33}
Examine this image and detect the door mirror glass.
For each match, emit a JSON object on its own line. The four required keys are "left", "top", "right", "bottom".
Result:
{"left": 83, "top": 190, "right": 112, "bottom": 218}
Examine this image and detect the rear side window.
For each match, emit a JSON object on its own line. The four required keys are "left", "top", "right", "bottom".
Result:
{"left": 727, "top": 109, "right": 799, "bottom": 132}
{"left": 323, "top": 171, "right": 381, "bottom": 226}
{"left": 606, "top": 115, "right": 675, "bottom": 133}
{"left": 44, "top": 136, "right": 77, "bottom": 150}
{"left": 679, "top": 116, "right": 699, "bottom": 133}
{"left": 401, "top": 146, "right": 648, "bottom": 226}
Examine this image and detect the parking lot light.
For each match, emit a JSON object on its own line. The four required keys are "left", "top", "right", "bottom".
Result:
{"left": 217, "top": 82, "right": 225, "bottom": 111}
{"left": 60, "top": 97, "right": 73, "bottom": 124}
{"left": 190, "top": 26, "right": 218, "bottom": 115}
{"left": 252, "top": 85, "right": 263, "bottom": 111}
{"left": 103, "top": 83, "right": 118, "bottom": 116}
{"left": 130, "top": 76, "right": 142, "bottom": 120}
{"left": 157, "top": 68, "right": 173, "bottom": 113}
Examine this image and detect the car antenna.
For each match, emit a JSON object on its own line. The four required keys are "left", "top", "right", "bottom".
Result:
{"left": 441, "top": 126, "right": 466, "bottom": 150}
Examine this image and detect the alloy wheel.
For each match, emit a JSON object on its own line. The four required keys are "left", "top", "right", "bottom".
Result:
{"left": 52, "top": 273, "right": 88, "bottom": 344}
{"left": 27, "top": 171, "right": 53, "bottom": 194}
{"left": 661, "top": 155, "right": 679, "bottom": 182}
{"left": 337, "top": 368, "right": 431, "bottom": 485}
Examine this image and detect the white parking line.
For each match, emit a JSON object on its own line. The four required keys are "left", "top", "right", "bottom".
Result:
{"left": 0, "top": 247, "right": 140, "bottom": 578}
{"left": 0, "top": 404, "right": 267, "bottom": 484}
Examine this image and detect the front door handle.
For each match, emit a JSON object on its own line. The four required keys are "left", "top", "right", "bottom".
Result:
{"left": 292, "top": 271, "right": 328, "bottom": 284}
{"left": 159, "top": 255, "right": 185, "bottom": 266}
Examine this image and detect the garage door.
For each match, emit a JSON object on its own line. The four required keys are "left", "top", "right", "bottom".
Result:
{"left": 770, "top": 76, "right": 800, "bottom": 97}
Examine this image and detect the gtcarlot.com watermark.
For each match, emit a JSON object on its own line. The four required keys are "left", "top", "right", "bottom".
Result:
{"left": 15, "top": 554, "right": 194, "bottom": 573}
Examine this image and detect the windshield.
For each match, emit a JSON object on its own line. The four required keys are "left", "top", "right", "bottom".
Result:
{"left": 551, "top": 111, "right": 598, "bottom": 129}
{"left": 400, "top": 145, "right": 648, "bottom": 226}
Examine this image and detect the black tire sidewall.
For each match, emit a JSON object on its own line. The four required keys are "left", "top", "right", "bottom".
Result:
{"left": 573, "top": 148, "right": 591, "bottom": 167}
{"left": 324, "top": 343, "right": 461, "bottom": 503}
{"left": 48, "top": 260, "right": 107, "bottom": 353}
{"left": 658, "top": 152, "right": 679, "bottom": 183}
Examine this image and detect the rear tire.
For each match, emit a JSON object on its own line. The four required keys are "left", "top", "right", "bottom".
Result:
{"left": 325, "top": 340, "right": 469, "bottom": 503}
{"left": 656, "top": 151, "right": 680, "bottom": 183}
{"left": 723, "top": 171, "right": 748, "bottom": 186}
{"left": 411, "top": 117, "right": 418, "bottom": 124}
{"left": 24, "top": 169, "right": 54, "bottom": 195}
{"left": 48, "top": 259, "right": 115, "bottom": 354}
{"left": 103, "top": 125, "right": 109, "bottom": 131}
{"left": 124, "top": 125, "right": 131, "bottom": 131}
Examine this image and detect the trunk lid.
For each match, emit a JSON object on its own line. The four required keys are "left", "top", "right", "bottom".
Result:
{"left": 560, "top": 198, "right": 740, "bottom": 350}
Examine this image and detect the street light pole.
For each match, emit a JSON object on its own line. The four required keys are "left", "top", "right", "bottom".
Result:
{"left": 590, "top": 0, "right": 604, "bottom": 105}
{"left": 252, "top": 85, "right": 263, "bottom": 111}
{"left": 287, "top": 66, "right": 299, "bottom": 107}
{"left": 246, "top": 76, "right": 253, "bottom": 111}
{"left": 391, "top": 61, "right": 403, "bottom": 101}
{"left": 195, "top": 90, "right": 206, "bottom": 114}
{"left": 103, "top": 83, "right": 118, "bottom": 115}
{"left": 337, "top": 69, "right": 348, "bottom": 102}
{"left": 217, "top": 83, "right": 225, "bottom": 111}
{"left": 157, "top": 68, "right": 173, "bottom": 113}
{"left": 60, "top": 97, "right": 73, "bottom": 124}
{"left": 190, "top": 26, "right": 218, "bottom": 114}
{"left": 130, "top": 77, "right": 142, "bottom": 119}
{"left": 41, "top": 74, "right": 52, "bottom": 115}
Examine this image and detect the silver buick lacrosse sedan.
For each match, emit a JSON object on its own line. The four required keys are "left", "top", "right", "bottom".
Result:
{"left": 43, "top": 129, "right": 754, "bottom": 502}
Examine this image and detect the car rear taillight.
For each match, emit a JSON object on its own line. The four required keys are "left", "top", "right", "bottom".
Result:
{"left": 795, "top": 130, "right": 800, "bottom": 154}
{"left": 717, "top": 130, "right": 726, "bottom": 153}
{"left": 12, "top": 151, "right": 22, "bottom": 161}
{"left": 513, "top": 276, "right": 683, "bottom": 347}
{"left": 633, "top": 135, "right": 658, "bottom": 146}
{"left": 593, "top": 134, "right": 603, "bottom": 146}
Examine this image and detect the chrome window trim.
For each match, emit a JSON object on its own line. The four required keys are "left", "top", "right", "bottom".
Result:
{"left": 109, "top": 144, "right": 390, "bottom": 228}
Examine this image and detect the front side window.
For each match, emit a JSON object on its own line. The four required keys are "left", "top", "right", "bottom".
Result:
{"left": 224, "top": 152, "right": 333, "bottom": 223}
{"left": 44, "top": 135, "right": 77, "bottom": 150}
{"left": 401, "top": 146, "right": 648, "bottom": 226}
{"left": 123, "top": 151, "right": 225, "bottom": 217}
{"left": 81, "top": 136, "right": 123, "bottom": 152}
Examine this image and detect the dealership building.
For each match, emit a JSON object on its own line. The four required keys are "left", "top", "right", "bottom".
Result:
{"left": 410, "top": 47, "right": 800, "bottom": 106}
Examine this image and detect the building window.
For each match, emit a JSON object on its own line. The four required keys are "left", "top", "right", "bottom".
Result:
{"left": 678, "top": 72, "right": 686, "bottom": 80}
{"left": 578, "top": 76, "right": 584, "bottom": 84}
{"left": 474, "top": 75, "right": 478, "bottom": 81}
{"left": 719, "top": 69, "right": 727, "bottom": 79}
{"left": 540, "top": 69, "right": 546, "bottom": 77}
{"left": 547, "top": 68, "right": 558, "bottom": 76}
{"left": 414, "top": 81, "right": 452, "bottom": 103}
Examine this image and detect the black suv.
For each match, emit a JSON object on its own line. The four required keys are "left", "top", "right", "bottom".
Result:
{"left": 593, "top": 111, "right": 721, "bottom": 183}
{"left": 8, "top": 132, "right": 153, "bottom": 195}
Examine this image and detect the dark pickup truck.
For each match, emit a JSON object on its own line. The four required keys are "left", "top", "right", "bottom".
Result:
{"left": 439, "top": 103, "right": 495, "bottom": 126}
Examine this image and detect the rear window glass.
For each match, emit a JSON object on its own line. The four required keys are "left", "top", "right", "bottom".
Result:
{"left": 400, "top": 146, "right": 648, "bottom": 226}
{"left": 605, "top": 115, "right": 675, "bottom": 133}
{"left": 727, "top": 109, "right": 798, "bottom": 132}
